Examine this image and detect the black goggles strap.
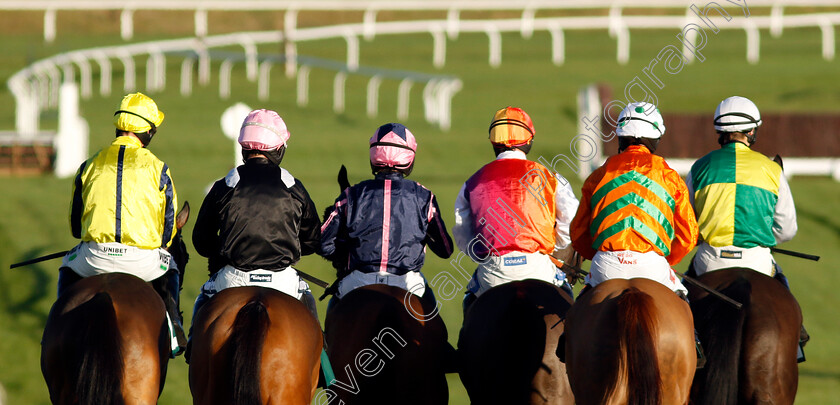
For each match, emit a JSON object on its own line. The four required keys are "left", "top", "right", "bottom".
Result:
{"left": 370, "top": 141, "right": 415, "bottom": 151}
{"left": 114, "top": 110, "right": 157, "bottom": 134}
{"left": 488, "top": 119, "right": 534, "bottom": 135}
{"left": 714, "top": 112, "right": 760, "bottom": 127}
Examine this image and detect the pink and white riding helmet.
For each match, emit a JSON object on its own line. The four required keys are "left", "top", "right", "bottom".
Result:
{"left": 238, "top": 109, "right": 290, "bottom": 151}
{"left": 369, "top": 123, "right": 417, "bottom": 170}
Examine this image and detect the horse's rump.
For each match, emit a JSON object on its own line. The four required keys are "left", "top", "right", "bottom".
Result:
{"left": 189, "top": 286, "right": 322, "bottom": 405}
{"left": 457, "top": 279, "right": 574, "bottom": 405}
{"left": 688, "top": 268, "right": 801, "bottom": 405}
{"left": 324, "top": 284, "right": 449, "bottom": 405}
{"left": 41, "top": 273, "right": 168, "bottom": 405}
{"left": 565, "top": 278, "right": 695, "bottom": 405}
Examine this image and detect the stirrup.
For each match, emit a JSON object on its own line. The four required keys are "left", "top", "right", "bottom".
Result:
{"left": 695, "top": 342, "right": 706, "bottom": 369}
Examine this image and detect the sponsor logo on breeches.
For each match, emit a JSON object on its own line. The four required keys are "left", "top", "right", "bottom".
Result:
{"left": 504, "top": 256, "right": 527, "bottom": 266}
{"left": 250, "top": 273, "right": 273, "bottom": 283}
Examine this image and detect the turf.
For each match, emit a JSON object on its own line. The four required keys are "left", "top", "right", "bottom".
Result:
{"left": 0, "top": 9, "right": 838, "bottom": 405}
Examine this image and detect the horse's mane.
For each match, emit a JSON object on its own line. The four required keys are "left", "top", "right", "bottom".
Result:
{"left": 228, "top": 298, "right": 270, "bottom": 405}
{"left": 72, "top": 292, "right": 125, "bottom": 405}
{"left": 691, "top": 274, "right": 751, "bottom": 405}
{"left": 613, "top": 288, "right": 662, "bottom": 405}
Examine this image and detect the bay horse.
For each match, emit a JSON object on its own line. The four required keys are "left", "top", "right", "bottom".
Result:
{"left": 321, "top": 284, "right": 451, "bottom": 405}
{"left": 458, "top": 279, "right": 575, "bottom": 405}
{"left": 563, "top": 278, "right": 696, "bottom": 405}
{"left": 40, "top": 202, "right": 190, "bottom": 405}
{"left": 687, "top": 268, "right": 802, "bottom": 405}
{"left": 188, "top": 286, "right": 323, "bottom": 405}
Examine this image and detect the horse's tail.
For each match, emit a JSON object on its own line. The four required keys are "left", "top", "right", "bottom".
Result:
{"left": 228, "top": 299, "right": 270, "bottom": 405}
{"left": 616, "top": 288, "right": 661, "bottom": 405}
{"left": 73, "top": 292, "right": 125, "bottom": 405}
{"left": 694, "top": 278, "right": 750, "bottom": 405}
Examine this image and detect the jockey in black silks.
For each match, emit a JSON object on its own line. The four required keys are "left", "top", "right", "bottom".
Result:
{"left": 189, "top": 109, "right": 322, "bottom": 361}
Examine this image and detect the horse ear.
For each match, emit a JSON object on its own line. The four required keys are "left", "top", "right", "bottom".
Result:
{"left": 338, "top": 165, "right": 350, "bottom": 191}
{"left": 176, "top": 201, "right": 190, "bottom": 230}
{"left": 773, "top": 154, "right": 784, "bottom": 171}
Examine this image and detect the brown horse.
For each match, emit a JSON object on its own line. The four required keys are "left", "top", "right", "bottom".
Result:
{"left": 188, "top": 286, "right": 323, "bottom": 405}
{"left": 564, "top": 278, "right": 696, "bottom": 405}
{"left": 458, "top": 279, "right": 575, "bottom": 405}
{"left": 321, "top": 284, "right": 451, "bottom": 405}
{"left": 40, "top": 202, "right": 190, "bottom": 405}
{"left": 687, "top": 268, "right": 801, "bottom": 405}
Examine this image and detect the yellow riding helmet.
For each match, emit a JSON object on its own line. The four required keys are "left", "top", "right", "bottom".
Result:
{"left": 113, "top": 92, "right": 164, "bottom": 133}
{"left": 488, "top": 106, "right": 535, "bottom": 147}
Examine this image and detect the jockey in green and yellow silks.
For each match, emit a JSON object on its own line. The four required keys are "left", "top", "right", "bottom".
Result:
{"left": 686, "top": 96, "right": 807, "bottom": 349}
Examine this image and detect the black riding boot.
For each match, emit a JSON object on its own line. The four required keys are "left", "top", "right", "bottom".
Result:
{"left": 773, "top": 264, "right": 809, "bottom": 349}
{"left": 462, "top": 292, "right": 477, "bottom": 315}
{"left": 152, "top": 269, "right": 187, "bottom": 357}
{"left": 57, "top": 267, "right": 83, "bottom": 297}
{"left": 677, "top": 290, "right": 706, "bottom": 369}
{"left": 301, "top": 289, "right": 320, "bottom": 323}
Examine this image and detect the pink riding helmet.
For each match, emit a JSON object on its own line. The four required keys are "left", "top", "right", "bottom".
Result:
{"left": 238, "top": 109, "right": 290, "bottom": 151}
{"left": 369, "top": 123, "right": 417, "bottom": 170}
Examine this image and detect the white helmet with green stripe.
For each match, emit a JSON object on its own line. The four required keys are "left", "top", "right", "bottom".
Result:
{"left": 714, "top": 96, "right": 762, "bottom": 133}
{"left": 616, "top": 102, "right": 665, "bottom": 139}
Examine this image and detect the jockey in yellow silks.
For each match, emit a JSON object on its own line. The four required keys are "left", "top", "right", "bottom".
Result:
{"left": 571, "top": 102, "right": 698, "bottom": 296}
{"left": 59, "top": 92, "right": 186, "bottom": 356}
{"left": 686, "top": 96, "right": 807, "bottom": 349}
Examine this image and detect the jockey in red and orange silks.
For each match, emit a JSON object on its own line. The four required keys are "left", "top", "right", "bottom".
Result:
{"left": 570, "top": 102, "right": 698, "bottom": 296}
{"left": 454, "top": 107, "right": 580, "bottom": 310}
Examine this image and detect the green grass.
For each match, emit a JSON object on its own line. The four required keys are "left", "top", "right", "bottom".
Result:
{"left": 1, "top": 11, "right": 839, "bottom": 404}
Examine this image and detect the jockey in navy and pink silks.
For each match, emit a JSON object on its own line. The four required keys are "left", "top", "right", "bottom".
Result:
{"left": 320, "top": 123, "right": 454, "bottom": 308}
{"left": 453, "top": 107, "right": 580, "bottom": 311}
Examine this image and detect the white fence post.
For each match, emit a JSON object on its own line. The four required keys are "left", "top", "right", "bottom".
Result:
{"left": 366, "top": 75, "right": 382, "bottom": 118}
{"left": 333, "top": 72, "right": 347, "bottom": 114}
{"left": 296, "top": 65, "right": 311, "bottom": 106}
{"left": 219, "top": 59, "right": 234, "bottom": 99}
{"left": 94, "top": 52, "right": 112, "bottom": 96}
{"left": 44, "top": 8, "right": 57, "bottom": 43}
{"left": 258, "top": 61, "right": 272, "bottom": 101}
{"left": 54, "top": 82, "right": 88, "bottom": 178}
{"left": 195, "top": 8, "right": 208, "bottom": 38}
{"left": 819, "top": 18, "right": 835, "bottom": 61}
{"left": 485, "top": 25, "right": 502, "bottom": 68}
{"left": 120, "top": 9, "right": 134, "bottom": 41}
{"left": 397, "top": 79, "right": 413, "bottom": 121}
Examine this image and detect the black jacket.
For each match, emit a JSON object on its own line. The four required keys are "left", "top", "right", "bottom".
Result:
{"left": 193, "top": 158, "right": 321, "bottom": 272}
